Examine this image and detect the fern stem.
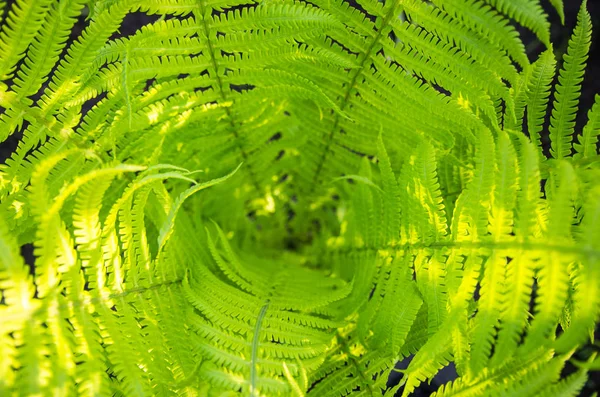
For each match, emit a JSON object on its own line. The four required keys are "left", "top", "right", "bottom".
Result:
{"left": 195, "top": 1, "right": 262, "bottom": 194}
{"left": 337, "top": 331, "right": 374, "bottom": 396}
{"left": 250, "top": 300, "right": 270, "bottom": 397}
{"left": 321, "top": 240, "right": 600, "bottom": 258}
{"left": 309, "top": 1, "right": 400, "bottom": 193}
{"left": 122, "top": 47, "right": 132, "bottom": 130}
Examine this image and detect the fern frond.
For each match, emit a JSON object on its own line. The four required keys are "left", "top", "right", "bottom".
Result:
{"left": 574, "top": 94, "right": 600, "bottom": 160}
{"left": 524, "top": 161, "right": 577, "bottom": 349}
{"left": 550, "top": 0, "right": 565, "bottom": 25}
{"left": 1, "top": 0, "right": 599, "bottom": 395}
{"left": 376, "top": 134, "right": 400, "bottom": 245}
{"left": 483, "top": 0, "right": 550, "bottom": 46}
{"left": 451, "top": 130, "right": 495, "bottom": 241}
{"left": 183, "top": 230, "right": 351, "bottom": 395}
{"left": 399, "top": 318, "right": 454, "bottom": 397}
{"left": 549, "top": 1, "right": 592, "bottom": 159}
{"left": 526, "top": 48, "right": 556, "bottom": 153}
{"left": 0, "top": 0, "right": 54, "bottom": 80}
{"left": 538, "top": 370, "right": 588, "bottom": 396}
{"left": 429, "top": 0, "right": 528, "bottom": 68}
{"left": 307, "top": 325, "right": 394, "bottom": 397}
{"left": 554, "top": 184, "right": 600, "bottom": 352}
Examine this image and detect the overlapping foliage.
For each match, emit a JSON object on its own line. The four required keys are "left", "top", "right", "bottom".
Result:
{"left": 0, "top": 0, "right": 599, "bottom": 396}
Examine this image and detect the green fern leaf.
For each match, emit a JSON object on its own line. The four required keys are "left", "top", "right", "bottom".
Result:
{"left": 549, "top": 1, "right": 592, "bottom": 159}
{"left": 574, "top": 94, "right": 600, "bottom": 160}
{"left": 526, "top": 48, "right": 556, "bottom": 153}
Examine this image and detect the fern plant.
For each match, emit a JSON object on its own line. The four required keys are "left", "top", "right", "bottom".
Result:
{"left": 0, "top": 0, "right": 599, "bottom": 395}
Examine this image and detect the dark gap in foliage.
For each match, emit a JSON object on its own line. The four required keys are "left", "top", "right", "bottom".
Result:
{"left": 337, "top": 142, "right": 367, "bottom": 158}
{"left": 540, "top": 74, "right": 556, "bottom": 158}
{"left": 389, "top": 357, "right": 460, "bottom": 397}
{"left": 389, "top": 29, "right": 398, "bottom": 44}
{"left": 194, "top": 86, "right": 212, "bottom": 94}
{"left": 20, "top": 243, "right": 35, "bottom": 277}
{"left": 531, "top": 1, "right": 600, "bottom": 159}
{"left": 65, "top": 318, "right": 75, "bottom": 333}
{"left": 3, "top": 58, "right": 25, "bottom": 92}
{"left": 230, "top": 83, "right": 256, "bottom": 93}
{"left": 376, "top": 47, "right": 387, "bottom": 60}
{"left": 411, "top": 74, "right": 431, "bottom": 93}
{"left": 414, "top": 363, "right": 458, "bottom": 396}
{"left": 388, "top": 356, "right": 412, "bottom": 388}
{"left": 327, "top": 36, "right": 361, "bottom": 58}
{"left": 473, "top": 281, "right": 481, "bottom": 302}
{"left": 529, "top": 277, "right": 539, "bottom": 321}
{"left": 306, "top": 374, "right": 324, "bottom": 393}
{"left": 539, "top": 178, "right": 547, "bottom": 199}
{"left": 215, "top": 2, "right": 260, "bottom": 23}
{"left": 189, "top": 51, "right": 206, "bottom": 60}
{"left": 431, "top": 83, "right": 451, "bottom": 97}
{"left": 0, "top": 1, "right": 9, "bottom": 27}
{"left": 344, "top": 0, "right": 376, "bottom": 24}
{"left": 160, "top": 14, "right": 181, "bottom": 22}
{"left": 106, "top": 369, "right": 118, "bottom": 382}
{"left": 369, "top": 60, "right": 379, "bottom": 74}
{"left": 269, "top": 132, "right": 282, "bottom": 142}
{"left": 26, "top": 81, "right": 46, "bottom": 108}
{"left": 0, "top": 124, "right": 23, "bottom": 163}
{"left": 299, "top": 0, "right": 320, "bottom": 10}
{"left": 212, "top": 2, "right": 259, "bottom": 20}
{"left": 37, "top": 6, "right": 90, "bottom": 102}
{"left": 560, "top": 360, "right": 583, "bottom": 386}
{"left": 286, "top": 208, "right": 295, "bottom": 222}
{"left": 220, "top": 49, "right": 237, "bottom": 58}
{"left": 368, "top": 284, "right": 376, "bottom": 300}
{"left": 80, "top": 91, "right": 108, "bottom": 120}
{"left": 16, "top": 121, "right": 38, "bottom": 160}
{"left": 110, "top": 12, "right": 161, "bottom": 41}
{"left": 143, "top": 78, "right": 156, "bottom": 91}
{"left": 177, "top": 73, "right": 190, "bottom": 80}
{"left": 497, "top": 97, "right": 507, "bottom": 128}
{"left": 489, "top": 326, "right": 500, "bottom": 357}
